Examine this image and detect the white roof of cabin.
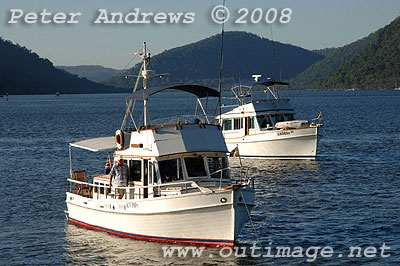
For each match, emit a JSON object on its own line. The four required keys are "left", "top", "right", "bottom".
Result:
{"left": 116, "top": 124, "right": 228, "bottom": 157}
{"left": 220, "top": 99, "right": 294, "bottom": 119}
{"left": 70, "top": 124, "right": 228, "bottom": 156}
{"left": 154, "top": 124, "right": 227, "bottom": 156}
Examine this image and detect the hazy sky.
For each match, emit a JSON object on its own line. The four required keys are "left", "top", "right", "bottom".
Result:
{"left": 1, "top": 0, "right": 399, "bottom": 69}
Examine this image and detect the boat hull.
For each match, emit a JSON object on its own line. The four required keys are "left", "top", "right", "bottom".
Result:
{"left": 66, "top": 188, "right": 254, "bottom": 247}
{"left": 225, "top": 126, "right": 319, "bottom": 159}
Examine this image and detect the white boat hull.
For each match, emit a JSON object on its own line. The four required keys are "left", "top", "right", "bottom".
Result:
{"left": 66, "top": 188, "right": 254, "bottom": 247}
{"left": 224, "top": 126, "right": 319, "bottom": 159}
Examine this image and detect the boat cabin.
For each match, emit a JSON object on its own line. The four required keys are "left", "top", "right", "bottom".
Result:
{"left": 70, "top": 124, "right": 230, "bottom": 201}
{"left": 220, "top": 99, "right": 297, "bottom": 134}
{"left": 92, "top": 151, "right": 230, "bottom": 200}
{"left": 68, "top": 83, "right": 232, "bottom": 201}
{"left": 219, "top": 79, "right": 313, "bottom": 136}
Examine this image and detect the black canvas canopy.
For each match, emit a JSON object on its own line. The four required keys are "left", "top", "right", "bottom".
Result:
{"left": 126, "top": 84, "right": 220, "bottom": 101}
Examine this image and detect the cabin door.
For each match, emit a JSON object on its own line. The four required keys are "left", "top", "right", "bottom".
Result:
{"left": 143, "top": 159, "right": 149, "bottom": 198}
{"left": 244, "top": 117, "right": 250, "bottom": 135}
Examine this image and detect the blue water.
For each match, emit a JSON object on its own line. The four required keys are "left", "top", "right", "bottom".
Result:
{"left": 0, "top": 90, "right": 399, "bottom": 265}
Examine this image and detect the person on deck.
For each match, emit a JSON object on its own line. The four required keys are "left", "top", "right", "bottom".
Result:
{"left": 109, "top": 159, "right": 128, "bottom": 199}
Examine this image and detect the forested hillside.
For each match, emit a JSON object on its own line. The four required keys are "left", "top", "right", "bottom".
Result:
{"left": 106, "top": 31, "right": 324, "bottom": 89}
{"left": 318, "top": 17, "right": 400, "bottom": 89}
{"left": 57, "top": 65, "right": 120, "bottom": 83}
{"left": 0, "top": 38, "right": 118, "bottom": 94}
{"left": 289, "top": 32, "right": 377, "bottom": 88}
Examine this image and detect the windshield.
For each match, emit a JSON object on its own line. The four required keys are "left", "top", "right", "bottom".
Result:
{"left": 184, "top": 157, "right": 207, "bottom": 177}
{"left": 207, "top": 157, "right": 229, "bottom": 179}
{"left": 257, "top": 115, "right": 272, "bottom": 128}
{"left": 158, "top": 159, "right": 183, "bottom": 183}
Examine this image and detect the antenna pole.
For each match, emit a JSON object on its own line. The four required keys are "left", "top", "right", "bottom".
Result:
{"left": 143, "top": 41, "right": 149, "bottom": 127}
{"left": 121, "top": 63, "right": 143, "bottom": 131}
{"left": 218, "top": 0, "right": 226, "bottom": 125}
{"left": 235, "top": 40, "right": 242, "bottom": 96}
{"left": 269, "top": 25, "right": 278, "bottom": 81}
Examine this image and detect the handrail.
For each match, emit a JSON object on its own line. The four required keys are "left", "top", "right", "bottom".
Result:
{"left": 67, "top": 178, "right": 197, "bottom": 190}
{"left": 67, "top": 171, "right": 253, "bottom": 198}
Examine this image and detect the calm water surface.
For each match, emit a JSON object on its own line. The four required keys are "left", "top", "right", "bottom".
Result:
{"left": 0, "top": 90, "right": 399, "bottom": 265}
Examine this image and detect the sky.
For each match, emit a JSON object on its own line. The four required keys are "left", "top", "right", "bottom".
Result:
{"left": 0, "top": 0, "right": 399, "bottom": 69}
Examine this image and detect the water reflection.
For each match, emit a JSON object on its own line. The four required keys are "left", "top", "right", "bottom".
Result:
{"left": 229, "top": 158, "right": 320, "bottom": 173}
{"left": 229, "top": 158, "right": 321, "bottom": 192}
{"left": 64, "top": 223, "right": 243, "bottom": 265}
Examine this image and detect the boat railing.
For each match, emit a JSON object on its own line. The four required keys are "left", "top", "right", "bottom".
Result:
{"left": 148, "top": 115, "right": 219, "bottom": 127}
{"left": 67, "top": 178, "right": 214, "bottom": 200}
{"left": 67, "top": 170, "right": 253, "bottom": 200}
{"left": 189, "top": 167, "right": 254, "bottom": 189}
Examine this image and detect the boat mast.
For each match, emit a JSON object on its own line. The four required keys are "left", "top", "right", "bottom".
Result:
{"left": 136, "top": 41, "right": 154, "bottom": 127}
{"left": 217, "top": 0, "right": 226, "bottom": 124}
{"left": 142, "top": 42, "right": 149, "bottom": 127}
{"left": 121, "top": 42, "right": 166, "bottom": 130}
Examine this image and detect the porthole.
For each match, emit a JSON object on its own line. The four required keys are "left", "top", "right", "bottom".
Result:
{"left": 220, "top": 197, "right": 227, "bottom": 203}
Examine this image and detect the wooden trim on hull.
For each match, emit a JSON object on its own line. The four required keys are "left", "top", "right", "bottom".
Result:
{"left": 224, "top": 126, "right": 319, "bottom": 141}
{"left": 68, "top": 217, "right": 234, "bottom": 248}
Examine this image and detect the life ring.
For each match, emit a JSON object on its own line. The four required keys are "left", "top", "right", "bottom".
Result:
{"left": 115, "top": 130, "right": 124, "bottom": 150}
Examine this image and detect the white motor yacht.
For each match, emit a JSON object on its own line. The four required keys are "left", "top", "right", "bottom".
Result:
{"left": 65, "top": 42, "right": 255, "bottom": 247}
{"left": 218, "top": 76, "right": 322, "bottom": 159}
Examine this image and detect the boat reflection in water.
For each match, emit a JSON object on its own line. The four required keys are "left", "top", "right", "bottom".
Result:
{"left": 64, "top": 222, "right": 267, "bottom": 265}
{"left": 64, "top": 224, "right": 176, "bottom": 265}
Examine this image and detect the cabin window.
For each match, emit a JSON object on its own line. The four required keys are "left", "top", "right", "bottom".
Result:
{"left": 222, "top": 119, "right": 232, "bottom": 131}
{"left": 248, "top": 117, "right": 257, "bottom": 129}
{"left": 158, "top": 159, "right": 183, "bottom": 183}
{"left": 129, "top": 160, "right": 141, "bottom": 182}
{"left": 94, "top": 182, "right": 99, "bottom": 193}
{"left": 207, "top": 157, "right": 229, "bottom": 179}
{"left": 185, "top": 157, "right": 207, "bottom": 177}
{"left": 149, "top": 161, "right": 154, "bottom": 183}
{"left": 284, "top": 114, "right": 294, "bottom": 121}
{"left": 272, "top": 114, "right": 284, "bottom": 123}
{"left": 233, "top": 118, "right": 242, "bottom": 130}
{"left": 257, "top": 115, "right": 272, "bottom": 129}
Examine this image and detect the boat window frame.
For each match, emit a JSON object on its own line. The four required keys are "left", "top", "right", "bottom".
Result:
{"left": 233, "top": 118, "right": 242, "bottom": 130}
{"left": 250, "top": 116, "right": 258, "bottom": 129}
{"left": 256, "top": 114, "right": 272, "bottom": 129}
{"left": 222, "top": 118, "right": 232, "bottom": 131}
{"left": 157, "top": 158, "right": 184, "bottom": 183}
{"left": 271, "top": 114, "right": 285, "bottom": 124}
{"left": 128, "top": 159, "right": 142, "bottom": 184}
{"left": 206, "top": 156, "right": 230, "bottom": 179}
{"left": 284, "top": 113, "right": 294, "bottom": 121}
{"left": 149, "top": 161, "right": 154, "bottom": 184}
{"left": 183, "top": 156, "right": 207, "bottom": 178}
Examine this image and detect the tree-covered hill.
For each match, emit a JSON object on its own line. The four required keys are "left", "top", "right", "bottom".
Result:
{"left": 57, "top": 65, "right": 120, "bottom": 83}
{"left": 289, "top": 32, "right": 377, "bottom": 89}
{"left": 318, "top": 17, "right": 400, "bottom": 89}
{"left": 106, "top": 31, "right": 324, "bottom": 89}
{"left": 0, "top": 37, "right": 118, "bottom": 95}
